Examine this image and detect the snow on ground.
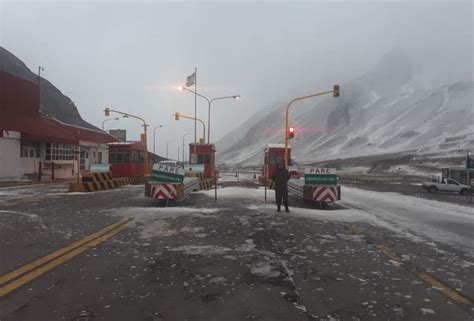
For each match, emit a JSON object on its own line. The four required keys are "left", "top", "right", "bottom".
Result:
{"left": 205, "top": 185, "right": 474, "bottom": 257}
{"left": 168, "top": 245, "right": 231, "bottom": 256}
{"left": 0, "top": 183, "right": 68, "bottom": 202}
{"left": 386, "top": 164, "right": 440, "bottom": 176}
{"left": 293, "top": 187, "right": 474, "bottom": 256}
{"left": 198, "top": 186, "right": 274, "bottom": 201}
{"left": 112, "top": 207, "right": 221, "bottom": 239}
{"left": 218, "top": 172, "right": 258, "bottom": 182}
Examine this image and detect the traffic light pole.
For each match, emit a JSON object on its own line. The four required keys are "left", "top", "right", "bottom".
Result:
{"left": 174, "top": 113, "right": 206, "bottom": 143}
{"left": 284, "top": 87, "right": 340, "bottom": 167}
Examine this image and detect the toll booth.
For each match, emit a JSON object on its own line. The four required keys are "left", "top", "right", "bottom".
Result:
{"left": 263, "top": 144, "right": 292, "bottom": 179}
{"left": 189, "top": 144, "right": 216, "bottom": 179}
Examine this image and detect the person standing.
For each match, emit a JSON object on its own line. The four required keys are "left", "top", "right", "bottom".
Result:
{"left": 272, "top": 163, "right": 291, "bottom": 212}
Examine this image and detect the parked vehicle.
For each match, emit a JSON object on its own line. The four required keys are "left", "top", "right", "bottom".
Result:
{"left": 422, "top": 178, "right": 471, "bottom": 195}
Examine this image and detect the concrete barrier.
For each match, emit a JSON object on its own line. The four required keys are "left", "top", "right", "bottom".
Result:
{"left": 69, "top": 171, "right": 138, "bottom": 192}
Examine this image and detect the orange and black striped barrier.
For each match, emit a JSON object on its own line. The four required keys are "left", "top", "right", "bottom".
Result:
{"left": 69, "top": 171, "right": 138, "bottom": 192}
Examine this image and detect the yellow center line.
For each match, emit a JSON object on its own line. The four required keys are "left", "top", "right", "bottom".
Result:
{"left": 0, "top": 222, "right": 129, "bottom": 297}
{"left": 375, "top": 245, "right": 402, "bottom": 262}
{"left": 348, "top": 225, "right": 472, "bottom": 306}
{"left": 0, "top": 218, "right": 130, "bottom": 286}
{"left": 417, "top": 272, "right": 472, "bottom": 305}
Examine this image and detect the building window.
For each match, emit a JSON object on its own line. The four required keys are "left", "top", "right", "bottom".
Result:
{"left": 98, "top": 152, "right": 103, "bottom": 164}
{"left": 20, "top": 142, "right": 40, "bottom": 158}
{"left": 45, "top": 143, "right": 76, "bottom": 161}
{"left": 109, "top": 149, "right": 131, "bottom": 164}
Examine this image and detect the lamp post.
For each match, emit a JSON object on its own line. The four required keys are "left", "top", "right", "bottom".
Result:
{"left": 182, "top": 133, "right": 191, "bottom": 163}
{"left": 38, "top": 66, "right": 44, "bottom": 112}
{"left": 103, "top": 108, "right": 150, "bottom": 175}
{"left": 166, "top": 140, "right": 176, "bottom": 160}
{"left": 178, "top": 86, "right": 240, "bottom": 143}
{"left": 101, "top": 117, "right": 120, "bottom": 130}
{"left": 153, "top": 125, "right": 163, "bottom": 155}
{"left": 283, "top": 85, "right": 340, "bottom": 167}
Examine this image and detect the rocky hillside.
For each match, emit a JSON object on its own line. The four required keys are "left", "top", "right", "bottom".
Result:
{"left": 217, "top": 52, "right": 474, "bottom": 166}
{"left": 0, "top": 47, "right": 98, "bottom": 130}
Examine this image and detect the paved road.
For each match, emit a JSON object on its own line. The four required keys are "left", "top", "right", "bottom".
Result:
{"left": 0, "top": 179, "right": 473, "bottom": 321}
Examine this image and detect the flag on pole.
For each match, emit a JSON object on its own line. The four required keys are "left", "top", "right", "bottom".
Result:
{"left": 186, "top": 71, "right": 196, "bottom": 87}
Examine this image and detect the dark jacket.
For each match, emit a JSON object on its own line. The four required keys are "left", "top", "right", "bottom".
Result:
{"left": 272, "top": 167, "right": 291, "bottom": 190}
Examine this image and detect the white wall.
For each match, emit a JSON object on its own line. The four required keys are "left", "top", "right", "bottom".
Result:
{"left": 21, "top": 157, "right": 40, "bottom": 174}
{"left": 0, "top": 131, "right": 22, "bottom": 181}
{"left": 79, "top": 141, "right": 109, "bottom": 169}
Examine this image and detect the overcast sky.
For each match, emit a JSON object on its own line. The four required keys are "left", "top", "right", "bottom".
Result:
{"left": 1, "top": 0, "right": 472, "bottom": 159}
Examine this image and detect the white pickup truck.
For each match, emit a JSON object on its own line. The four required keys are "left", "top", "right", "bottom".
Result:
{"left": 422, "top": 178, "right": 471, "bottom": 195}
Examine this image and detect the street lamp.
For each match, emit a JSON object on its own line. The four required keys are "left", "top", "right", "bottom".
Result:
{"left": 178, "top": 86, "right": 240, "bottom": 143}
{"left": 283, "top": 85, "right": 340, "bottom": 167}
{"left": 166, "top": 140, "right": 176, "bottom": 160}
{"left": 103, "top": 107, "right": 151, "bottom": 175}
{"left": 101, "top": 117, "right": 120, "bottom": 130}
{"left": 38, "top": 66, "right": 44, "bottom": 112}
{"left": 153, "top": 125, "right": 163, "bottom": 155}
{"left": 182, "top": 133, "right": 191, "bottom": 163}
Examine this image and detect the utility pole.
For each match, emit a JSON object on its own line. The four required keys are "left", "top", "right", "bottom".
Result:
{"left": 38, "top": 66, "right": 44, "bottom": 112}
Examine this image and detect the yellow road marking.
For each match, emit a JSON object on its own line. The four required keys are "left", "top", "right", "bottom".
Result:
{"left": 0, "top": 223, "right": 129, "bottom": 297}
{"left": 349, "top": 224, "right": 360, "bottom": 235}
{"left": 42, "top": 195, "right": 64, "bottom": 200}
{"left": 418, "top": 272, "right": 472, "bottom": 305}
{"left": 376, "top": 245, "right": 401, "bottom": 262}
{"left": 344, "top": 223, "right": 471, "bottom": 306}
{"left": 375, "top": 244, "right": 472, "bottom": 306}
{"left": 0, "top": 218, "right": 130, "bottom": 286}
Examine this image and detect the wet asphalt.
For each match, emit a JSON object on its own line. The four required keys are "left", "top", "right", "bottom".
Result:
{"left": 0, "top": 180, "right": 473, "bottom": 321}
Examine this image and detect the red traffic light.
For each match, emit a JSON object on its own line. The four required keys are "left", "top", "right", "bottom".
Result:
{"left": 288, "top": 126, "right": 295, "bottom": 139}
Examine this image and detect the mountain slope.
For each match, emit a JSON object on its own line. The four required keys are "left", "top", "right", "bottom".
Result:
{"left": 217, "top": 52, "right": 474, "bottom": 166}
{"left": 0, "top": 47, "right": 99, "bottom": 130}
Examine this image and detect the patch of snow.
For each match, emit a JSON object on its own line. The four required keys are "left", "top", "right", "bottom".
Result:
{"left": 198, "top": 186, "right": 273, "bottom": 201}
{"left": 111, "top": 207, "right": 219, "bottom": 239}
{"left": 235, "top": 239, "right": 256, "bottom": 252}
{"left": 169, "top": 245, "right": 230, "bottom": 256}
{"left": 420, "top": 308, "right": 435, "bottom": 315}
{"left": 340, "top": 186, "right": 474, "bottom": 256}
{"left": 250, "top": 261, "right": 280, "bottom": 278}
{"left": 209, "top": 276, "right": 227, "bottom": 284}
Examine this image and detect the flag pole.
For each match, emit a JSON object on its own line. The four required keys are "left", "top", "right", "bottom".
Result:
{"left": 194, "top": 67, "right": 197, "bottom": 148}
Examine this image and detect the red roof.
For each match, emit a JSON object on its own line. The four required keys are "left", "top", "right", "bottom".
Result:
{"left": 0, "top": 70, "right": 118, "bottom": 145}
{"left": 0, "top": 71, "right": 39, "bottom": 118}
{"left": 0, "top": 112, "right": 118, "bottom": 145}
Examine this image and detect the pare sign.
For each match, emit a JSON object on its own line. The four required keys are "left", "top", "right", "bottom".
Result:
{"left": 304, "top": 168, "right": 336, "bottom": 175}
{"left": 154, "top": 164, "right": 185, "bottom": 176}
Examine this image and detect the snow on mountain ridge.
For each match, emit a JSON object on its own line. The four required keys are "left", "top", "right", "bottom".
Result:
{"left": 217, "top": 52, "right": 473, "bottom": 166}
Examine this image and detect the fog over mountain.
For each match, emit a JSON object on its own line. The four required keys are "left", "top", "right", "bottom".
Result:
{"left": 217, "top": 51, "right": 474, "bottom": 166}
{"left": 2, "top": 1, "right": 472, "bottom": 160}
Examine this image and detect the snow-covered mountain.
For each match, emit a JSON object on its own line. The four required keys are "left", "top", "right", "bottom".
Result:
{"left": 217, "top": 52, "right": 474, "bottom": 166}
